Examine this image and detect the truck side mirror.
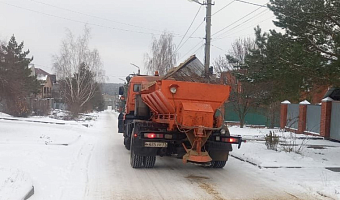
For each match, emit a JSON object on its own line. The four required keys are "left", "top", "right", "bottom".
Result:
{"left": 119, "top": 86, "right": 124, "bottom": 95}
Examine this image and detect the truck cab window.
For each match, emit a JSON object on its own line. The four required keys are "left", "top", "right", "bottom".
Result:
{"left": 133, "top": 84, "right": 141, "bottom": 92}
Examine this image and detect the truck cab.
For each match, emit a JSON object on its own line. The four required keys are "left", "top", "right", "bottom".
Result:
{"left": 118, "top": 74, "right": 161, "bottom": 133}
{"left": 124, "top": 75, "right": 161, "bottom": 115}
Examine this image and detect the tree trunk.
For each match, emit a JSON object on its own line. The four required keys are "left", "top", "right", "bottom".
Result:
{"left": 240, "top": 117, "right": 245, "bottom": 128}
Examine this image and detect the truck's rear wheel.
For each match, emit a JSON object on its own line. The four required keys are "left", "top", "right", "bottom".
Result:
{"left": 211, "top": 161, "right": 227, "bottom": 168}
{"left": 130, "top": 137, "right": 143, "bottom": 168}
{"left": 124, "top": 136, "right": 130, "bottom": 150}
{"left": 130, "top": 149, "right": 143, "bottom": 168}
{"left": 143, "top": 156, "right": 156, "bottom": 168}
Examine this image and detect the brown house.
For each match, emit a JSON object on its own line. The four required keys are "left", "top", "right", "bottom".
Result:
{"left": 29, "top": 65, "right": 55, "bottom": 99}
{"left": 220, "top": 70, "right": 243, "bottom": 94}
{"left": 301, "top": 85, "right": 330, "bottom": 104}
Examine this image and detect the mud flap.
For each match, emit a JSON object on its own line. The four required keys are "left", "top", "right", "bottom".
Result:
{"left": 118, "top": 113, "right": 124, "bottom": 133}
{"left": 206, "top": 141, "right": 232, "bottom": 161}
{"left": 209, "top": 150, "right": 229, "bottom": 161}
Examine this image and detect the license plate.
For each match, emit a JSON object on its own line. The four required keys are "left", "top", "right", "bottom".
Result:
{"left": 144, "top": 142, "right": 168, "bottom": 148}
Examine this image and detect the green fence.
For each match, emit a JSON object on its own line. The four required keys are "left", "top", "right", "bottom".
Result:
{"left": 224, "top": 104, "right": 280, "bottom": 127}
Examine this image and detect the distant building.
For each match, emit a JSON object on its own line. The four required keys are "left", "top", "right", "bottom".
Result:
{"left": 28, "top": 64, "right": 59, "bottom": 114}
{"left": 30, "top": 66, "right": 54, "bottom": 99}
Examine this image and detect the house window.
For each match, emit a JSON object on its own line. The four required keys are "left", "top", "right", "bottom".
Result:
{"left": 44, "top": 87, "right": 47, "bottom": 94}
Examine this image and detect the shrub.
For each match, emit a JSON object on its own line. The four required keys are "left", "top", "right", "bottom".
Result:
{"left": 265, "top": 131, "right": 279, "bottom": 151}
{"left": 6, "top": 99, "right": 31, "bottom": 117}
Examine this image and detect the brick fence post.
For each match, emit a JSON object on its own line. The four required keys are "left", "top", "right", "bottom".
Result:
{"left": 297, "top": 100, "right": 310, "bottom": 134}
{"left": 320, "top": 97, "right": 333, "bottom": 138}
{"left": 280, "top": 100, "right": 291, "bottom": 129}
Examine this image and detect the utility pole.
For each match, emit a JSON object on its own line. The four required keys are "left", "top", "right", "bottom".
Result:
{"left": 189, "top": 0, "right": 213, "bottom": 78}
{"left": 204, "top": 0, "right": 212, "bottom": 78}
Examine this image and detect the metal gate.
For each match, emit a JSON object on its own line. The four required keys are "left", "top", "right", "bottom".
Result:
{"left": 330, "top": 102, "right": 340, "bottom": 141}
{"left": 286, "top": 104, "right": 299, "bottom": 129}
{"left": 306, "top": 105, "right": 321, "bottom": 134}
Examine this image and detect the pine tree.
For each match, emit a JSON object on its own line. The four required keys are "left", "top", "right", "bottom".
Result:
{"left": 0, "top": 35, "right": 39, "bottom": 116}
{"left": 268, "top": 0, "right": 340, "bottom": 86}
{"left": 90, "top": 84, "right": 105, "bottom": 112}
{"left": 244, "top": 26, "right": 325, "bottom": 104}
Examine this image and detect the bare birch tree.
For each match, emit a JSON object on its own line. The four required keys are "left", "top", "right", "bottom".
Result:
{"left": 214, "top": 55, "right": 233, "bottom": 74}
{"left": 220, "top": 38, "right": 261, "bottom": 128}
{"left": 53, "top": 27, "right": 104, "bottom": 117}
{"left": 214, "top": 38, "right": 255, "bottom": 74}
{"left": 144, "top": 31, "right": 177, "bottom": 76}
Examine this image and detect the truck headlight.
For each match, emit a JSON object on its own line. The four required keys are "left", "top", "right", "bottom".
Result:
{"left": 220, "top": 129, "right": 226, "bottom": 135}
{"left": 170, "top": 87, "right": 177, "bottom": 94}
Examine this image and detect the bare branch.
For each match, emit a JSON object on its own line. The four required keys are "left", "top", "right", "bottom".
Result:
{"left": 144, "top": 31, "right": 177, "bottom": 75}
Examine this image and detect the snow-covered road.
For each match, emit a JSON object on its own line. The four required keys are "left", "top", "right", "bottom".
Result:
{"left": 79, "top": 112, "right": 320, "bottom": 200}
{"left": 0, "top": 111, "right": 328, "bottom": 199}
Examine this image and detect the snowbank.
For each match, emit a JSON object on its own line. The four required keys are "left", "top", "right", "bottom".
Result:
{"left": 0, "top": 110, "right": 99, "bottom": 127}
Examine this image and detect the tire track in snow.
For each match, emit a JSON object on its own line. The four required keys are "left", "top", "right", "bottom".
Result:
{"left": 59, "top": 140, "right": 95, "bottom": 200}
{"left": 83, "top": 144, "right": 95, "bottom": 198}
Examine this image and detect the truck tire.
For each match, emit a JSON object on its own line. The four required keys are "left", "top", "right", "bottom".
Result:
{"left": 211, "top": 161, "right": 227, "bottom": 168}
{"left": 124, "top": 136, "right": 131, "bottom": 150}
{"left": 143, "top": 156, "right": 156, "bottom": 168}
{"left": 208, "top": 151, "right": 229, "bottom": 168}
{"left": 130, "top": 137, "right": 143, "bottom": 168}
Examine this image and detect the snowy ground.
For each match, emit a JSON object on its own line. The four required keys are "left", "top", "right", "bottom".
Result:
{"left": 229, "top": 126, "right": 340, "bottom": 199}
{"left": 0, "top": 111, "right": 339, "bottom": 199}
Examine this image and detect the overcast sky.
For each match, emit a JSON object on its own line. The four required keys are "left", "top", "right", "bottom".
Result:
{"left": 0, "top": 0, "right": 276, "bottom": 83}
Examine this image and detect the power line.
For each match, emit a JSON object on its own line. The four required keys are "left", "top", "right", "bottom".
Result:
{"left": 211, "top": 44, "right": 228, "bottom": 52}
{"left": 212, "top": 0, "right": 235, "bottom": 16}
{"left": 193, "top": 43, "right": 205, "bottom": 55}
{"left": 0, "top": 1, "right": 170, "bottom": 36}
{"left": 212, "top": 5, "right": 265, "bottom": 37}
{"left": 219, "top": 33, "right": 254, "bottom": 39}
{"left": 214, "top": 9, "right": 269, "bottom": 39}
{"left": 216, "top": 15, "right": 275, "bottom": 40}
{"left": 176, "top": 20, "right": 205, "bottom": 52}
{"left": 1, "top": 1, "right": 203, "bottom": 39}
{"left": 172, "top": 0, "right": 236, "bottom": 53}
{"left": 235, "top": 0, "right": 267, "bottom": 7}
{"left": 175, "top": 5, "right": 202, "bottom": 53}
{"left": 27, "top": 0, "right": 167, "bottom": 34}
{"left": 179, "top": 40, "right": 204, "bottom": 61}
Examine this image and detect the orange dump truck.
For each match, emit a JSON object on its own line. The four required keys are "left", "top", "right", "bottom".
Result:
{"left": 118, "top": 56, "right": 242, "bottom": 168}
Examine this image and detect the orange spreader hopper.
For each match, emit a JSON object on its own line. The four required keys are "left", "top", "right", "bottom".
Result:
{"left": 141, "top": 79, "right": 231, "bottom": 163}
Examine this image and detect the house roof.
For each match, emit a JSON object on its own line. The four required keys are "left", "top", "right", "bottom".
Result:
{"left": 323, "top": 88, "right": 340, "bottom": 101}
{"left": 35, "top": 68, "right": 51, "bottom": 76}
{"left": 37, "top": 74, "right": 48, "bottom": 81}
